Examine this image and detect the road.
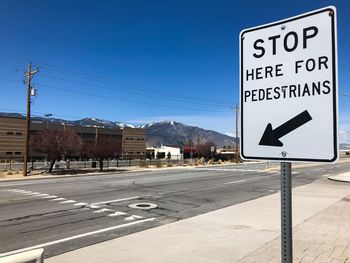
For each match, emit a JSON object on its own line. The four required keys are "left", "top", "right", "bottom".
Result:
{"left": 0, "top": 161, "right": 348, "bottom": 258}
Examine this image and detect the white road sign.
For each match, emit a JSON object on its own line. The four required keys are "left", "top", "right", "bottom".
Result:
{"left": 240, "top": 6, "right": 338, "bottom": 162}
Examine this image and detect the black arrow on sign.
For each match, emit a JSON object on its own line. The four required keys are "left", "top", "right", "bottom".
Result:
{"left": 259, "top": 110, "right": 312, "bottom": 147}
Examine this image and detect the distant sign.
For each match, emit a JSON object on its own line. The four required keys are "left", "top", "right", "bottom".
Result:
{"left": 240, "top": 6, "right": 338, "bottom": 162}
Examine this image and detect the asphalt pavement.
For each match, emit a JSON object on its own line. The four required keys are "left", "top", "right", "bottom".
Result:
{"left": 0, "top": 161, "right": 348, "bottom": 258}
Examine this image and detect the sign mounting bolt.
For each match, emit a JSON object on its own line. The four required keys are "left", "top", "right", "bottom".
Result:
{"left": 281, "top": 25, "right": 286, "bottom": 30}
{"left": 329, "top": 10, "right": 334, "bottom": 16}
{"left": 281, "top": 151, "right": 287, "bottom": 157}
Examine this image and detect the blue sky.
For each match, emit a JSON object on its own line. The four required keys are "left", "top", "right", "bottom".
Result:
{"left": 0, "top": 0, "right": 349, "bottom": 141}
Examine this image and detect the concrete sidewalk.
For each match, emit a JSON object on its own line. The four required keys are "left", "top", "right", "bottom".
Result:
{"left": 328, "top": 172, "right": 350, "bottom": 183}
{"left": 46, "top": 178, "right": 350, "bottom": 263}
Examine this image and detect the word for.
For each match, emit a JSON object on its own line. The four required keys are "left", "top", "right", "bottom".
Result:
{"left": 246, "top": 56, "right": 328, "bottom": 81}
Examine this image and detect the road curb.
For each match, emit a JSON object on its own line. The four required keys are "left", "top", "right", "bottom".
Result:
{"left": 327, "top": 176, "right": 350, "bottom": 183}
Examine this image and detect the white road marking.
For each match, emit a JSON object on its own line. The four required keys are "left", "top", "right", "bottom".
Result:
{"left": 124, "top": 215, "right": 144, "bottom": 221}
{"left": 93, "top": 208, "right": 113, "bottom": 214}
{"left": 196, "top": 168, "right": 262, "bottom": 172}
{"left": 92, "top": 196, "right": 140, "bottom": 205}
{"left": 51, "top": 198, "right": 66, "bottom": 201}
{"left": 10, "top": 189, "right": 27, "bottom": 193}
{"left": 24, "top": 192, "right": 40, "bottom": 195}
{"left": 224, "top": 179, "right": 247, "bottom": 185}
{"left": 323, "top": 174, "right": 330, "bottom": 177}
{"left": 0, "top": 218, "right": 156, "bottom": 258}
{"left": 107, "top": 211, "right": 127, "bottom": 217}
{"left": 88, "top": 204, "right": 100, "bottom": 209}
{"left": 74, "top": 202, "right": 88, "bottom": 206}
{"left": 14, "top": 190, "right": 32, "bottom": 194}
{"left": 32, "top": 194, "right": 49, "bottom": 197}
{"left": 59, "top": 200, "right": 76, "bottom": 204}
{"left": 42, "top": 195, "right": 58, "bottom": 199}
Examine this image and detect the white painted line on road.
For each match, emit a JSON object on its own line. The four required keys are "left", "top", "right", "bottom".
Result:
{"left": 92, "top": 196, "right": 140, "bottom": 205}
{"left": 323, "top": 174, "right": 330, "bottom": 177}
{"left": 93, "top": 208, "right": 113, "bottom": 213}
{"left": 24, "top": 192, "right": 40, "bottom": 195}
{"left": 196, "top": 168, "right": 262, "bottom": 172}
{"left": 0, "top": 218, "right": 156, "bottom": 258}
{"left": 124, "top": 215, "right": 144, "bottom": 221}
{"left": 74, "top": 202, "right": 88, "bottom": 206}
{"left": 224, "top": 179, "right": 247, "bottom": 185}
{"left": 10, "top": 189, "right": 27, "bottom": 193}
{"left": 12, "top": 190, "right": 33, "bottom": 194}
{"left": 32, "top": 194, "right": 49, "bottom": 197}
{"left": 51, "top": 198, "right": 66, "bottom": 201}
{"left": 107, "top": 211, "right": 127, "bottom": 217}
{"left": 59, "top": 200, "right": 76, "bottom": 204}
{"left": 42, "top": 195, "right": 58, "bottom": 199}
{"left": 88, "top": 204, "right": 100, "bottom": 209}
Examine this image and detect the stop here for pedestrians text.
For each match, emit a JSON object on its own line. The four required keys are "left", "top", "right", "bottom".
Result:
{"left": 244, "top": 26, "right": 331, "bottom": 103}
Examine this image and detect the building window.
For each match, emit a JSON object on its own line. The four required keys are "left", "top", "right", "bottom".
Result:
{"left": 16, "top": 132, "right": 23, "bottom": 136}
{"left": 6, "top": 132, "right": 14, "bottom": 135}
{"left": 6, "top": 152, "right": 12, "bottom": 155}
{"left": 15, "top": 152, "right": 21, "bottom": 155}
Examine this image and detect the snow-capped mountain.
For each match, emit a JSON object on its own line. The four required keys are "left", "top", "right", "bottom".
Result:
{"left": 144, "top": 121, "right": 236, "bottom": 147}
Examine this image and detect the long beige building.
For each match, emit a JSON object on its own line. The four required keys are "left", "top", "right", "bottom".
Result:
{"left": 0, "top": 116, "right": 26, "bottom": 160}
{"left": 0, "top": 116, "right": 146, "bottom": 160}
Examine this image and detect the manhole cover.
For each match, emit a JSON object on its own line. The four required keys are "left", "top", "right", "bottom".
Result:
{"left": 128, "top": 202, "right": 158, "bottom": 210}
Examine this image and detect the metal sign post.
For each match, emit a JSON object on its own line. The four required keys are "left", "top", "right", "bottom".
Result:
{"left": 281, "top": 162, "right": 292, "bottom": 263}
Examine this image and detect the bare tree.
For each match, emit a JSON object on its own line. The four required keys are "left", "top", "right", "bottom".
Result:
{"left": 84, "top": 136, "right": 121, "bottom": 171}
{"left": 31, "top": 128, "right": 83, "bottom": 172}
{"left": 197, "top": 141, "right": 216, "bottom": 160}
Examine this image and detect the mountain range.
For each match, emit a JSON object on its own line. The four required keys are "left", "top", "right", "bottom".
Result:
{"left": 0, "top": 113, "right": 235, "bottom": 147}
{"left": 2, "top": 112, "right": 349, "bottom": 149}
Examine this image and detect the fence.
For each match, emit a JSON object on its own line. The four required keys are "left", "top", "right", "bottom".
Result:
{"left": 0, "top": 155, "right": 194, "bottom": 172}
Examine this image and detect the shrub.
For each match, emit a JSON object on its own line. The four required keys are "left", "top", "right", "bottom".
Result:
{"left": 197, "top": 157, "right": 206, "bottom": 165}
{"left": 140, "top": 161, "right": 148, "bottom": 168}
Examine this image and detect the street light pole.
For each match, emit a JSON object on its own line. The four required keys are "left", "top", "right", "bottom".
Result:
{"left": 235, "top": 104, "right": 239, "bottom": 163}
{"left": 231, "top": 105, "right": 240, "bottom": 163}
{"left": 44, "top": 113, "right": 52, "bottom": 129}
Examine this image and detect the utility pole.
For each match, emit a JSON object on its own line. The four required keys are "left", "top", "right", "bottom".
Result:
{"left": 23, "top": 62, "right": 39, "bottom": 176}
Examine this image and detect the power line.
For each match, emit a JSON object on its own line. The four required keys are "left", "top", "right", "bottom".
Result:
{"left": 0, "top": 55, "right": 231, "bottom": 105}
{"left": 34, "top": 62, "right": 228, "bottom": 104}
{"left": 38, "top": 73, "right": 230, "bottom": 107}
{"left": 36, "top": 82, "right": 230, "bottom": 112}
{"left": 0, "top": 78, "right": 231, "bottom": 113}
